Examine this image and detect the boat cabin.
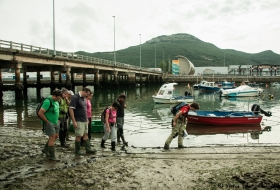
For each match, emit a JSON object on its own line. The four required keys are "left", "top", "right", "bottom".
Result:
{"left": 155, "top": 83, "right": 176, "bottom": 97}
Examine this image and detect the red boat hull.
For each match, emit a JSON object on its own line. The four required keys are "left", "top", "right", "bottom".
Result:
{"left": 186, "top": 123, "right": 261, "bottom": 135}
{"left": 187, "top": 115, "right": 262, "bottom": 125}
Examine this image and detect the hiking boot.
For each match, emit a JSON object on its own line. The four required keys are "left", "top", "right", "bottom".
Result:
{"left": 178, "top": 145, "right": 185, "bottom": 148}
{"left": 164, "top": 143, "right": 169, "bottom": 150}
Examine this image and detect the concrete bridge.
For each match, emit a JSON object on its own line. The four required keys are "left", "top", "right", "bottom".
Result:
{"left": 0, "top": 40, "right": 162, "bottom": 99}
{"left": 162, "top": 74, "right": 280, "bottom": 84}
{"left": 1, "top": 40, "right": 280, "bottom": 99}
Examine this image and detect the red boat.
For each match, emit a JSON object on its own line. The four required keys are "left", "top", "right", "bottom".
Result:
{"left": 186, "top": 123, "right": 262, "bottom": 135}
{"left": 187, "top": 110, "right": 262, "bottom": 125}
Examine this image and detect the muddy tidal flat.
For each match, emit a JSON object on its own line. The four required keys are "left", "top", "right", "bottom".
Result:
{"left": 0, "top": 127, "right": 280, "bottom": 190}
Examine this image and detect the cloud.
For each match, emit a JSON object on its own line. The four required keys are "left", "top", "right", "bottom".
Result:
{"left": 0, "top": 0, "right": 279, "bottom": 54}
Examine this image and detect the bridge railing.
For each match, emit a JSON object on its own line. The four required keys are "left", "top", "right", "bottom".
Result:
{"left": 0, "top": 39, "right": 161, "bottom": 74}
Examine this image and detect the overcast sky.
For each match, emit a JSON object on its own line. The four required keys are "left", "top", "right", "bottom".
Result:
{"left": 1, "top": 0, "right": 280, "bottom": 54}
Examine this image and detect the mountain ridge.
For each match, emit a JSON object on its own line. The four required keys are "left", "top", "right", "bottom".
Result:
{"left": 76, "top": 33, "right": 280, "bottom": 71}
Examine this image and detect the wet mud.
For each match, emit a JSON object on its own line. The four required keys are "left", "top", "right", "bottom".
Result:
{"left": 0, "top": 127, "right": 280, "bottom": 189}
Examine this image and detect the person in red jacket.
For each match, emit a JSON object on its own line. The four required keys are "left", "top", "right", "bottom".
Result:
{"left": 164, "top": 102, "right": 199, "bottom": 150}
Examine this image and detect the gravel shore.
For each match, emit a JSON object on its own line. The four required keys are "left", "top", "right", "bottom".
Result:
{"left": 0, "top": 127, "right": 280, "bottom": 190}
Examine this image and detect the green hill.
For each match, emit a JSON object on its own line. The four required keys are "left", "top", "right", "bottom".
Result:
{"left": 76, "top": 33, "right": 280, "bottom": 72}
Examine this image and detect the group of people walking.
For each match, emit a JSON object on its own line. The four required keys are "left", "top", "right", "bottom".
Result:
{"left": 38, "top": 87, "right": 127, "bottom": 161}
{"left": 39, "top": 86, "right": 199, "bottom": 161}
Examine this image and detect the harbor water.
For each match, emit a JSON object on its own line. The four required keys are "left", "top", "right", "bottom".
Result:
{"left": 0, "top": 84, "right": 279, "bottom": 148}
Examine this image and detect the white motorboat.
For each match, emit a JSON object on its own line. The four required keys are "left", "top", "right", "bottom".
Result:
{"left": 152, "top": 83, "right": 194, "bottom": 104}
{"left": 193, "top": 80, "right": 207, "bottom": 90}
{"left": 219, "top": 85, "right": 263, "bottom": 97}
{"left": 271, "top": 82, "right": 280, "bottom": 87}
{"left": 195, "top": 80, "right": 235, "bottom": 91}
{"left": 193, "top": 83, "right": 199, "bottom": 90}
{"left": 198, "top": 81, "right": 220, "bottom": 92}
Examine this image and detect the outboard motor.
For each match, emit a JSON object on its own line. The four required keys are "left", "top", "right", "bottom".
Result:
{"left": 251, "top": 104, "right": 272, "bottom": 117}
{"left": 251, "top": 104, "right": 260, "bottom": 115}
{"left": 184, "top": 90, "right": 192, "bottom": 96}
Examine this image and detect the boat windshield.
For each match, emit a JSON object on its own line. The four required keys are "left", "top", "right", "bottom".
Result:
{"left": 158, "top": 90, "right": 164, "bottom": 95}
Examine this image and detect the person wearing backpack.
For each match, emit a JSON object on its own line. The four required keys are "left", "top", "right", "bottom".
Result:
{"left": 164, "top": 102, "right": 200, "bottom": 150}
{"left": 38, "top": 89, "right": 63, "bottom": 161}
{"left": 69, "top": 87, "right": 96, "bottom": 155}
{"left": 58, "top": 88, "right": 70, "bottom": 148}
{"left": 100, "top": 102, "right": 120, "bottom": 151}
{"left": 80, "top": 92, "right": 93, "bottom": 146}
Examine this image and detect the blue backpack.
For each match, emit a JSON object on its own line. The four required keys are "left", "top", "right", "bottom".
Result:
{"left": 171, "top": 102, "right": 188, "bottom": 116}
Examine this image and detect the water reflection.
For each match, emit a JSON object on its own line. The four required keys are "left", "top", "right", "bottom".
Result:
{"left": 0, "top": 84, "right": 279, "bottom": 147}
{"left": 219, "top": 97, "right": 263, "bottom": 111}
{"left": 153, "top": 104, "right": 172, "bottom": 122}
{"left": 186, "top": 123, "right": 271, "bottom": 141}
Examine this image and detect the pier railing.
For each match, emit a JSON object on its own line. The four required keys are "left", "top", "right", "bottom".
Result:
{"left": 0, "top": 39, "right": 161, "bottom": 74}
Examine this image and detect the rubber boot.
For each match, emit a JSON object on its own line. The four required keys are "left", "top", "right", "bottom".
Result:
{"left": 111, "top": 141, "right": 116, "bottom": 151}
{"left": 59, "top": 129, "right": 64, "bottom": 146}
{"left": 80, "top": 137, "right": 84, "bottom": 146}
{"left": 65, "top": 129, "right": 70, "bottom": 141}
{"left": 164, "top": 143, "right": 169, "bottom": 150}
{"left": 42, "top": 142, "right": 49, "bottom": 157}
{"left": 48, "top": 146, "right": 60, "bottom": 162}
{"left": 117, "top": 130, "right": 121, "bottom": 144}
{"left": 101, "top": 139, "right": 106, "bottom": 148}
{"left": 75, "top": 141, "right": 83, "bottom": 155}
{"left": 120, "top": 135, "right": 128, "bottom": 146}
{"left": 85, "top": 139, "right": 96, "bottom": 154}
